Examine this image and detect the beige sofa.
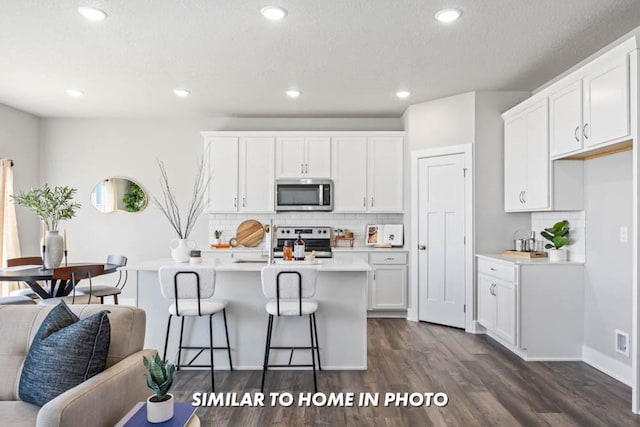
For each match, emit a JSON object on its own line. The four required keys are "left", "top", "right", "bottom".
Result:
{"left": 0, "top": 304, "right": 155, "bottom": 427}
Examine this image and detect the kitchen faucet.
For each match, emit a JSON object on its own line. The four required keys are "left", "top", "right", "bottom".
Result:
{"left": 265, "top": 219, "right": 277, "bottom": 264}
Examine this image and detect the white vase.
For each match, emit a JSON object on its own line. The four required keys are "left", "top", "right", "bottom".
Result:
{"left": 547, "top": 248, "right": 567, "bottom": 262}
{"left": 147, "top": 393, "right": 174, "bottom": 423}
{"left": 170, "top": 239, "right": 196, "bottom": 263}
{"left": 41, "top": 230, "right": 64, "bottom": 269}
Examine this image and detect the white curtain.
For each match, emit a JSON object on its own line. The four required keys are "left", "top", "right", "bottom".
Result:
{"left": 0, "top": 159, "right": 21, "bottom": 295}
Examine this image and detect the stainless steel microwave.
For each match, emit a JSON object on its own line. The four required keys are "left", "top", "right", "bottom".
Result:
{"left": 275, "top": 179, "right": 333, "bottom": 211}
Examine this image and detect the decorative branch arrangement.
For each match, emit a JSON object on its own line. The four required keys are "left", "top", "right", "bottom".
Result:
{"left": 151, "top": 153, "right": 209, "bottom": 239}
{"left": 12, "top": 184, "right": 81, "bottom": 230}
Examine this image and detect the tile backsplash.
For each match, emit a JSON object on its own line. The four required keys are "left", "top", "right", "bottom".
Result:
{"left": 208, "top": 213, "right": 404, "bottom": 248}
{"left": 530, "top": 211, "right": 585, "bottom": 262}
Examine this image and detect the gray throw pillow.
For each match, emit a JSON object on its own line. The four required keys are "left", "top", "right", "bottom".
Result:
{"left": 19, "top": 301, "right": 111, "bottom": 407}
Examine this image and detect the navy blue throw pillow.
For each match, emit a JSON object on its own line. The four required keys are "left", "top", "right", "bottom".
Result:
{"left": 19, "top": 301, "right": 111, "bottom": 407}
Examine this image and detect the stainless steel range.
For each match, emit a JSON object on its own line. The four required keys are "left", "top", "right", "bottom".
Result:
{"left": 273, "top": 226, "right": 333, "bottom": 258}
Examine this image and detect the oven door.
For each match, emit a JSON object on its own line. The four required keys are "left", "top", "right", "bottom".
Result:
{"left": 275, "top": 179, "right": 333, "bottom": 211}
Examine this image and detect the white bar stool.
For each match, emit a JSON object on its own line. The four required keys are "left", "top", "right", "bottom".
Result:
{"left": 260, "top": 265, "right": 321, "bottom": 393}
{"left": 158, "top": 265, "right": 233, "bottom": 392}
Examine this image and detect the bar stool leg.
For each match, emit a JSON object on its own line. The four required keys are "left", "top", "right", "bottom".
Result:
{"left": 209, "top": 314, "right": 215, "bottom": 392}
{"left": 222, "top": 308, "right": 233, "bottom": 371}
{"left": 261, "top": 314, "right": 274, "bottom": 392}
{"left": 309, "top": 315, "right": 317, "bottom": 393}
{"left": 312, "top": 313, "right": 321, "bottom": 371}
{"left": 177, "top": 317, "right": 185, "bottom": 371}
{"left": 163, "top": 314, "right": 173, "bottom": 362}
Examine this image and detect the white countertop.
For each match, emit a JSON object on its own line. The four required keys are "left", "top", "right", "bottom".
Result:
{"left": 126, "top": 258, "right": 372, "bottom": 272}
{"left": 203, "top": 246, "right": 407, "bottom": 253}
{"left": 477, "top": 253, "right": 585, "bottom": 266}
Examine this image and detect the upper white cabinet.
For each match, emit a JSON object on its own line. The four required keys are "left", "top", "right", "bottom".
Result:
{"left": 548, "top": 43, "right": 631, "bottom": 158}
{"left": 332, "top": 135, "right": 404, "bottom": 213}
{"left": 504, "top": 99, "right": 550, "bottom": 211}
{"left": 205, "top": 136, "right": 275, "bottom": 213}
{"left": 276, "top": 137, "right": 331, "bottom": 178}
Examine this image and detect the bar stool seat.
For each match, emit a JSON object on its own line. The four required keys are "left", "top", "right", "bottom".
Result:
{"left": 169, "top": 299, "right": 227, "bottom": 316}
{"left": 265, "top": 299, "right": 318, "bottom": 316}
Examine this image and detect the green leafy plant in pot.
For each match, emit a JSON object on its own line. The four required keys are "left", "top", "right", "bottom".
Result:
{"left": 143, "top": 353, "right": 176, "bottom": 423}
{"left": 540, "top": 220, "right": 570, "bottom": 262}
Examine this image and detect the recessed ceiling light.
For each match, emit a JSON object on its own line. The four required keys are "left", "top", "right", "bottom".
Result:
{"left": 435, "top": 8, "right": 462, "bottom": 23}
{"left": 173, "top": 89, "right": 190, "bottom": 97}
{"left": 286, "top": 90, "right": 301, "bottom": 98}
{"left": 261, "top": 6, "right": 287, "bottom": 21}
{"left": 396, "top": 91, "right": 411, "bottom": 99}
{"left": 77, "top": 6, "right": 107, "bottom": 21}
{"left": 66, "top": 89, "right": 84, "bottom": 97}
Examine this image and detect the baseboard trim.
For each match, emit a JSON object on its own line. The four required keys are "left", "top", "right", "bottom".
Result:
{"left": 367, "top": 310, "right": 407, "bottom": 318}
{"left": 582, "top": 345, "right": 632, "bottom": 387}
{"left": 468, "top": 321, "right": 487, "bottom": 334}
{"left": 181, "top": 365, "right": 367, "bottom": 371}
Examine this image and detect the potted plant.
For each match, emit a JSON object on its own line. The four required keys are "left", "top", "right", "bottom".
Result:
{"left": 12, "top": 184, "right": 81, "bottom": 268}
{"left": 541, "top": 220, "right": 570, "bottom": 262}
{"left": 143, "top": 353, "right": 176, "bottom": 423}
{"left": 214, "top": 229, "right": 223, "bottom": 245}
{"left": 151, "top": 154, "right": 209, "bottom": 263}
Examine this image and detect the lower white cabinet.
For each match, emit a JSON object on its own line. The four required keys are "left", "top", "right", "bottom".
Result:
{"left": 477, "top": 255, "right": 584, "bottom": 360}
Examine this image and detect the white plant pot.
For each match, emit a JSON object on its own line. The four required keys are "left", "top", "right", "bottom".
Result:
{"left": 170, "top": 239, "right": 196, "bottom": 263}
{"left": 214, "top": 238, "right": 221, "bottom": 245}
{"left": 547, "top": 248, "right": 567, "bottom": 262}
{"left": 147, "top": 393, "right": 174, "bottom": 423}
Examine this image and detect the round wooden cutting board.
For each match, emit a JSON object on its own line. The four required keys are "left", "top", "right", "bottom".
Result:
{"left": 235, "top": 219, "right": 265, "bottom": 247}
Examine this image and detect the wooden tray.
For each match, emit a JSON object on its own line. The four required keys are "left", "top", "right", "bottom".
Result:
{"left": 502, "top": 250, "right": 548, "bottom": 258}
{"left": 333, "top": 236, "right": 355, "bottom": 247}
{"left": 236, "top": 220, "right": 264, "bottom": 247}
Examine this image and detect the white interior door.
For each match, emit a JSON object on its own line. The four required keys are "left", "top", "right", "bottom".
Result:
{"left": 417, "top": 153, "right": 466, "bottom": 328}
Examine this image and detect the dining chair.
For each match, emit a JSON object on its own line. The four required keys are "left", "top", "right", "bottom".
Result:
{"left": 75, "top": 255, "right": 128, "bottom": 304}
{"left": 7, "top": 256, "right": 47, "bottom": 300}
{"left": 39, "top": 264, "right": 105, "bottom": 305}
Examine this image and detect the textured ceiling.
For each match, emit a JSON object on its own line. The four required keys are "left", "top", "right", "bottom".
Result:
{"left": 0, "top": 0, "right": 639, "bottom": 118}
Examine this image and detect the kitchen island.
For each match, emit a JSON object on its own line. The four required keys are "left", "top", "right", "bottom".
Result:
{"left": 126, "top": 258, "right": 371, "bottom": 370}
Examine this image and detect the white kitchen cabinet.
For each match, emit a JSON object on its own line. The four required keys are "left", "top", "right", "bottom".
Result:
{"left": 504, "top": 98, "right": 549, "bottom": 211}
{"left": 369, "top": 252, "right": 407, "bottom": 310}
{"left": 332, "top": 137, "right": 368, "bottom": 212}
{"left": 476, "top": 255, "right": 584, "bottom": 360}
{"left": 275, "top": 137, "right": 331, "bottom": 178}
{"left": 332, "top": 136, "right": 404, "bottom": 213}
{"left": 582, "top": 53, "right": 630, "bottom": 148}
{"left": 550, "top": 80, "right": 583, "bottom": 157}
{"left": 504, "top": 98, "right": 583, "bottom": 212}
{"left": 205, "top": 136, "right": 275, "bottom": 213}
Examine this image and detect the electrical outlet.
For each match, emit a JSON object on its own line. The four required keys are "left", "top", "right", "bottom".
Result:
{"left": 620, "top": 226, "right": 628, "bottom": 243}
{"left": 616, "top": 330, "right": 629, "bottom": 357}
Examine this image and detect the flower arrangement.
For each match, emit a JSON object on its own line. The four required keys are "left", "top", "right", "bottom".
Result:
{"left": 12, "top": 184, "right": 81, "bottom": 230}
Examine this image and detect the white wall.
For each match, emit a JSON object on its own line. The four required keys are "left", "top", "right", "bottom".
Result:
{"left": 0, "top": 103, "right": 41, "bottom": 255}
{"left": 583, "top": 150, "right": 633, "bottom": 375}
{"left": 39, "top": 117, "right": 403, "bottom": 300}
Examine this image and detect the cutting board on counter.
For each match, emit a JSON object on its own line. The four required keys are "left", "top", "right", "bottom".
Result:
{"left": 236, "top": 220, "right": 265, "bottom": 247}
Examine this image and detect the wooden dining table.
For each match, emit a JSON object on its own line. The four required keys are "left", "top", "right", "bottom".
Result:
{"left": 0, "top": 263, "right": 118, "bottom": 299}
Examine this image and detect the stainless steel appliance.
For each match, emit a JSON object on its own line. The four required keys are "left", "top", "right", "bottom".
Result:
{"left": 275, "top": 179, "right": 333, "bottom": 212}
{"left": 273, "top": 226, "right": 333, "bottom": 258}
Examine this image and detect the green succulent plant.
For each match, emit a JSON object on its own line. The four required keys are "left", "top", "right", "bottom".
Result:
{"left": 541, "top": 220, "right": 570, "bottom": 250}
{"left": 143, "top": 353, "right": 175, "bottom": 402}
{"left": 214, "top": 229, "right": 223, "bottom": 239}
{"left": 11, "top": 184, "right": 81, "bottom": 231}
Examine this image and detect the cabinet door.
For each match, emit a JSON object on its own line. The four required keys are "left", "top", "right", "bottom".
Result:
{"left": 367, "top": 136, "right": 403, "bottom": 212}
{"left": 275, "top": 137, "right": 305, "bottom": 178}
{"left": 583, "top": 54, "right": 630, "bottom": 147}
{"left": 305, "top": 137, "right": 331, "bottom": 178}
{"left": 495, "top": 280, "right": 517, "bottom": 346}
{"left": 504, "top": 114, "right": 528, "bottom": 211}
{"left": 206, "top": 137, "right": 238, "bottom": 212}
{"left": 370, "top": 266, "right": 406, "bottom": 310}
{"left": 332, "top": 137, "right": 367, "bottom": 212}
{"left": 550, "top": 80, "right": 583, "bottom": 157}
{"left": 239, "top": 137, "right": 275, "bottom": 212}
{"left": 524, "top": 100, "right": 550, "bottom": 210}
{"left": 477, "top": 275, "right": 496, "bottom": 331}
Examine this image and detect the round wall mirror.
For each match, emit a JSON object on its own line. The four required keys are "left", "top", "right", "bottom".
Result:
{"left": 91, "top": 178, "right": 148, "bottom": 213}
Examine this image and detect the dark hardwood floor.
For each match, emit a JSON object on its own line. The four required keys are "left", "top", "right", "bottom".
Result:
{"left": 172, "top": 319, "right": 640, "bottom": 426}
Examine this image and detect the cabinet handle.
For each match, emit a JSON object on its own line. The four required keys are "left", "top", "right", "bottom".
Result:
{"left": 490, "top": 267, "right": 496, "bottom": 271}
{"left": 522, "top": 190, "right": 526, "bottom": 204}
{"left": 583, "top": 123, "right": 589, "bottom": 140}
{"left": 363, "top": 197, "right": 366, "bottom": 207}
{"left": 490, "top": 283, "right": 496, "bottom": 296}
{"left": 373, "top": 271, "right": 376, "bottom": 280}
{"left": 242, "top": 196, "right": 246, "bottom": 207}
{"left": 574, "top": 126, "right": 580, "bottom": 142}
{"left": 371, "top": 197, "right": 375, "bottom": 207}
{"left": 519, "top": 191, "right": 524, "bottom": 204}
{"left": 233, "top": 197, "right": 237, "bottom": 208}
{"left": 384, "top": 257, "right": 395, "bottom": 260}
{"left": 305, "top": 164, "right": 308, "bottom": 174}
{"left": 301, "top": 164, "right": 304, "bottom": 174}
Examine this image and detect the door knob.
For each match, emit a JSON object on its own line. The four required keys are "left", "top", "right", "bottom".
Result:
{"left": 418, "top": 245, "right": 427, "bottom": 250}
